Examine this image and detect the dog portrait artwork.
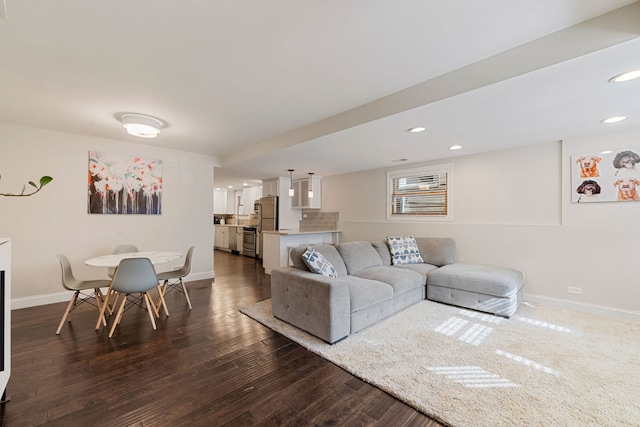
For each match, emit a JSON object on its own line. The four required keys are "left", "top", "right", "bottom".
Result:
{"left": 612, "top": 150, "right": 640, "bottom": 177}
{"left": 613, "top": 177, "right": 640, "bottom": 201}
{"left": 576, "top": 180, "right": 601, "bottom": 203}
{"left": 572, "top": 147, "right": 640, "bottom": 203}
{"left": 576, "top": 155, "right": 601, "bottom": 178}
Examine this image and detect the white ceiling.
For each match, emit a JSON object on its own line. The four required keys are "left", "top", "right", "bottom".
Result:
{"left": 1, "top": 0, "right": 639, "bottom": 189}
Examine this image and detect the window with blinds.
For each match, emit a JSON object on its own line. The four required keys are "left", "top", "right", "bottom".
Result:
{"left": 387, "top": 164, "right": 452, "bottom": 220}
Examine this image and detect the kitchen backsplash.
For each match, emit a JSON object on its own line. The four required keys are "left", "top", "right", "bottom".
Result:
{"left": 214, "top": 214, "right": 257, "bottom": 226}
{"left": 299, "top": 210, "right": 339, "bottom": 231}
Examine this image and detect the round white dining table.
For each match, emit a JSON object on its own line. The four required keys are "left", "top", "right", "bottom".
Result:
{"left": 86, "top": 251, "right": 183, "bottom": 330}
{"left": 85, "top": 251, "right": 183, "bottom": 268}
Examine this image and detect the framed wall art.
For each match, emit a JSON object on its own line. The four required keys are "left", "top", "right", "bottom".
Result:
{"left": 571, "top": 148, "right": 640, "bottom": 203}
{"left": 88, "top": 151, "right": 163, "bottom": 214}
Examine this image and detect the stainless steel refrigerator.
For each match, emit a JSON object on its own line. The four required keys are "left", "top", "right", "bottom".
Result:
{"left": 256, "top": 196, "right": 278, "bottom": 260}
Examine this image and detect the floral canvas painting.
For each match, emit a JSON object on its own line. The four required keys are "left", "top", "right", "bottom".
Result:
{"left": 571, "top": 148, "right": 640, "bottom": 203}
{"left": 88, "top": 151, "right": 163, "bottom": 214}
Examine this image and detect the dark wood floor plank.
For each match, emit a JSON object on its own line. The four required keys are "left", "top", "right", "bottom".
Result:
{"left": 1, "top": 249, "right": 443, "bottom": 426}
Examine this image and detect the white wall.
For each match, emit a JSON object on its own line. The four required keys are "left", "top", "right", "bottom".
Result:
{"left": 0, "top": 123, "right": 216, "bottom": 308}
{"left": 323, "top": 133, "right": 640, "bottom": 317}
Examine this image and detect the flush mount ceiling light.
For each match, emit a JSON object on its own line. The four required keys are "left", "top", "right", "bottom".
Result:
{"left": 117, "top": 113, "right": 165, "bottom": 138}
{"left": 609, "top": 69, "right": 640, "bottom": 83}
{"left": 407, "top": 127, "right": 426, "bottom": 133}
{"left": 601, "top": 116, "right": 627, "bottom": 124}
{"left": 449, "top": 145, "right": 463, "bottom": 150}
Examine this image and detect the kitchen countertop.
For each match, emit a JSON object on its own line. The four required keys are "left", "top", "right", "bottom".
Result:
{"left": 263, "top": 229, "right": 341, "bottom": 236}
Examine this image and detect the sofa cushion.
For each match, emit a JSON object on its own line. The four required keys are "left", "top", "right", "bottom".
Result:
{"left": 335, "top": 241, "right": 383, "bottom": 275}
{"left": 396, "top": 263, "right": 440, "bottom": 277}
{"left": 371, "top": 241, "right": 392, "bottom": 266}
{"left": 427, "top": 263, "right": 524, "bottom": 297}
{"left": 415, "top": 237, "right": 457, "bottom": 266}
{"left": 302, "top": 248, "right": 337, "bottom": 278}
{"left": 387, "top": 236, "right": 424, "bottom": 265}
{"left": 342, "top": 275, "right": 393, "bottom": 312}
{"left": 352, "top": 266, "right": 424, "bottom": 295}
{"left": 290, "top": 244, "right": 348, "bottom": 277}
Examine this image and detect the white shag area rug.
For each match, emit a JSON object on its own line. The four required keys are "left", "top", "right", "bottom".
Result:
{"left": 240, "top": 299, "right": 640, "bottom": 427}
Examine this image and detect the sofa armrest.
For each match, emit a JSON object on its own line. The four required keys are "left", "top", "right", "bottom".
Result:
{"left": 271, "top": 267, "right": 351, "bottom": 344}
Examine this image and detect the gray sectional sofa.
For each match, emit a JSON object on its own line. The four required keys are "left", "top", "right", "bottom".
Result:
{"left": 271, "top": 237, "right": 524, "bottom": 344}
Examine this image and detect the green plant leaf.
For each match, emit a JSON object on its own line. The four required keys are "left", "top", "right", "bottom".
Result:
{"left": 40, "top": 176, "right": 53, "bottom": 186}
{"left": 29, "top": 181, "right": 37, "bottom": 188}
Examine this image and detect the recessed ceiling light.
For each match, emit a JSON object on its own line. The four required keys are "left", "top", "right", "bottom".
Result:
{"left": 407, "top": 127, "right": 426, "bottom": 133}
{"left": 449, "top": 145, "right": 462, "bottom": 150}
{"left": 600, "top": 150, "right": 613, "bottom": 154}
{"left": 609, "top": 69, "right": 640, "bottom": 83}
{"left": 242, "top": 183, "right": 248, "bottom": 186}
{"left": 227, "top": 185, "right": 233, "bottom": 189}
{"left": 601, "top": 116, "right": 627, "bottom": 124}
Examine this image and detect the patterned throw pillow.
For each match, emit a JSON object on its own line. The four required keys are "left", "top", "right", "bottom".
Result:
{"left": 302, "top": 248, "right": 337, "bottom": 278}
{"left": 387, "top": 236, "right": 424, "bottom": 265}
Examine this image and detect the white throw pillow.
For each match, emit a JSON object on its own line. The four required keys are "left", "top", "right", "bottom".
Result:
{"left": 302, "top": 248, "right": 337, "bottom": 278}
{"left": 387, "top": 236, "right": 424, "bottom": 265}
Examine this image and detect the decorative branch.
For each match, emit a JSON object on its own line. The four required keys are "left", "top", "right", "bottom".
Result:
{"left": 0, "top": 175, "right": 53, "bottom": 197}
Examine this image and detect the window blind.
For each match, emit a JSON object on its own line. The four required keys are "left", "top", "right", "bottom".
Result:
{"left": 391, "top": 170, "right": 448, "bottom": 216}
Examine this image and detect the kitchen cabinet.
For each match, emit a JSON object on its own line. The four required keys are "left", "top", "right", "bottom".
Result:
{"left": 213, "top": 189, "right": 227, "bottom": 214}
{"left": 215, "top": 226, "right": 230, "bottom": 250}
{"left": 292, "top": 176, "right": 322, "bottom": 209}
{"left": 242, "top": 186, "right": 262, "bottom": 214}
{"left": 262, "top": 180, "right": 278, "bottom": 197}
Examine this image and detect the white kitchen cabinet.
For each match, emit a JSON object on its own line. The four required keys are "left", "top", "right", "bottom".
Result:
{"left": 213, "top": 189, "right": 228, "bottom": 214}
{"left": 262, "top": 180, "right": 278, "bottom": 197}
{"left": 226, "top": 191, "right": 235, "bottom": 214}
{"left": 242, "top": 186, "right": 261, "bottom": 214}
{"left": 291, "top": 176, "right": 321, "bottom": 209}
{"left": 215, "top": 226, "right": 230, "bottom": 250}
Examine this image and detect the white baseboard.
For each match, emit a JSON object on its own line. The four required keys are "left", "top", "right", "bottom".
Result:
{"left": 524, "top": 293, "right": 640, "bottom": 323}
{"left": 11, "top": 270, "right": 216, "bottom": 310}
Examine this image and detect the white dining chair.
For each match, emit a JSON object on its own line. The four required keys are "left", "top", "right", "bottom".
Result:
{"left": 56, "top": 254, "right": 112, "bottom": 335}
{"left": 108, "top": 257, "right": 161, "bottom": 337}
{"left": 156, "top": 246, "right": 195, "bottom": 310}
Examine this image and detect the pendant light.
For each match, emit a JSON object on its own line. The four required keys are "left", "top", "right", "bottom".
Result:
{"left": 308, "top": 172, "right": 314, "bottom": 199}
{"left": 288, "top": 169, "right": 295, "bottom": 197}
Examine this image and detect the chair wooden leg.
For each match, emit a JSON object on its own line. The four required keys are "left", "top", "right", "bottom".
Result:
{"left": 180, "top": 279, "right": 192, "bottom": 309}
{"left": 94, "top": 289, "right": 107, "bottom": 327}
{"left": 95, "top": 287, "right": 113, "bottom": 330}
{"left": 106, "top": 289, "right": 119, "bottom": 315}
{"left": 156, "top": 284, "right": 170, "bottom": 317}
{"left": 143, "top": 293, "right": 157, "bottom": 330}
{"left": 109, "top": 295, "right": 128, "bottom": 338}
{"left": 56, "top": 292, "right": 79, "bottom": 334}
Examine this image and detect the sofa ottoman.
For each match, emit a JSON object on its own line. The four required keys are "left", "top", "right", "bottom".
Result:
{"left": 426, "top": 263, "right": 525, "bottom": 317}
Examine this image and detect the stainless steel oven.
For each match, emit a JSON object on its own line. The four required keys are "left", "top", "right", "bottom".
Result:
{"left": 243, "top": 226, "right": 257, "bottom": 258}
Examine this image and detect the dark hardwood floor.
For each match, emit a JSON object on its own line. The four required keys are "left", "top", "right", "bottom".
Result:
{"left": 1, "top": 250, "right": 443, "bottom": 426}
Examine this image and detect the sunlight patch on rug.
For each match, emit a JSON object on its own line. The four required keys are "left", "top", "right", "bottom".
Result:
{"left": 495, "top": 349, "right": 559, "bottom": 375}
{"left": 514, "top": 315, "right": 572, "bottom": 333}
{"left": 240, "top": 299, "right": 640, "bottom": 427}
{"left": 427, "top": 366, "right": 519, "bottom": 388}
